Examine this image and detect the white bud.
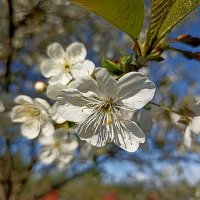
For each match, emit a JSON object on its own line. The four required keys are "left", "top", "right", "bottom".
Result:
{"left": 34, "top": 81, "right": 47, "bottom": 93}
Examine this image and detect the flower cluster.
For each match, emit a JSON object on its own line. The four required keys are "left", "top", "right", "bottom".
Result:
{"left": 11, "top": 40, "right": 200, "bottom": 167}
{"left": 11, "top": 41, "right": 158, "bottom": 167}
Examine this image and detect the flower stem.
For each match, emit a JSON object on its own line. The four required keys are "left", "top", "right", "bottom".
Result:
{"left": 149, "top": 102, "right": 182, "bottom": 115}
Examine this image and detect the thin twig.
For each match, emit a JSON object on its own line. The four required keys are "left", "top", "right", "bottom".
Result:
{"left": 150, "top": 102, "right": 182, "bottom": 115}
{"left": 4, "top": 0, "right": 14, "bottom": 92}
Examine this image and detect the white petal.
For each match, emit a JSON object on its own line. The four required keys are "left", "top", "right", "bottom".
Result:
{"left": 39, "top": 136, "right": 54, "bottom": 145}
{"left": 68, "top": 80, "right": 77, "bottom": 89}
{"left": 56, "top": 103, "right": 92, "bottom": 123}
{"left": 82, "top": 60, "right": 95, "bottom": 75}
{"left": 61, "top": 141, "right": 78, "bottom": 152}
{"left": 41, "top": 119, "right": 55, "bottom": 136}
{"left": 117, "top": 72, "right": 156, "bottom": 110}
{"left": 190, "top": 116, "right": 200, "bottom": 135}
{"left": 58, "top": 89, "right": 88, "bottom": 107}
{"left": 41, "top": 59, "right": 62, "bottom": 78}
{"left": 15, "top": 95, "right": 33, "bottom": 104}
{"left": 75, "top": 72, "right": 99, "bottom": 97}
{"left": 34, "top": 98, "right": 51, "bottom": 111}
{"left": 47, "top": 84, "right": 66, "bottom": 100}
{"left": 39, "top": 147, "right": 57, "bottom": 164}
{"left": 183, "top": 126, "right": 193, "bottom": 150}
{"left": 48, "top": 73, "right": 72, "bottom": 85}
{"left": 77, "top": 114, "right": 109, "bottom": 147}
{"left": 58, "top": 154, "right": 73, "bottom": 164}
{"left": 21, "top": 119, "right": 41, "bottom": 139}
{"left": 47, "top": 43, "right": 65, "bottom": 60}
{"left": 57, "top": 89, "right": 92, "bottom": 122}
{"left": 95, "top": 68, "right": 118, "bottom": 99}
{"left": 51, "top": 103, "right": 67, "bottom": 124}
{"left": 66, "top": 42, "right": 87, "bottom": 65}
{"left": 72, "top": 60, "right": 95, "bottom": 77}
{"left": 11, "top": 106, "right": 30, "bottom": 123}
{"left": 113, "top": 117, "right": 145, "bottom": 152}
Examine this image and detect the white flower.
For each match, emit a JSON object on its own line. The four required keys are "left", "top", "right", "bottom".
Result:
{"left": 11, "top": 95, "right": 54, "bottom": 139}
{"left": 41, "top": 42, "right": 95, "bottom": 85}
{"left": 57, "top": 68, "right": 156, "bottom": 152}
{"left": 183, "top": 102, "right": 200, "bottom": 149}
{"left": 39, "top": 128, "right": 78, "bottom": 165}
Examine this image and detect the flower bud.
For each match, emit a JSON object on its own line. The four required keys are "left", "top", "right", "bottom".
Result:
{"left": 34, "top": 81, "right": 47, "bottom": 93}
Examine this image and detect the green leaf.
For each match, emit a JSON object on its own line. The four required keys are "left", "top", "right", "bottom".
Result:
{"left": 158, "top": 0, "right": 200, "bottom": 40}
{"left": 119, "top": 54, "right": 132, "bottom": 72}
{"left": 145, "top": 0, "right": 176, "bottom": 49}
{"left": 71, "top": 0, "right": 144, "bottom": 39}
{"left": 147, "top": 0, "right": 175, "bottom": 39}
{"left": 101, "top": 58, "right": 123, "bottom": 75}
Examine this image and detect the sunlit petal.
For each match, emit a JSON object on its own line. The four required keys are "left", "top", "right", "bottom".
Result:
{"left": 66, "top": 42, "right": 87, "bottom": 65}
{"left": 47, "top": 43, "right": 65, "bottom": 60}
{"left": 117, "top": 72, "right": 156, "bottom": 110}
{"left": 41, "top": 59, "right": 62, "bottom": 78}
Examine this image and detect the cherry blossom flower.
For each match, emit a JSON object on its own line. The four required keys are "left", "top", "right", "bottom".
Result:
{"left": 11, "top": 95, "right": 54, "bottom": 139}
{"left": 57, "top": 68, "right": 156, "bottom": 152}
{"left": 39, "top": 128, "right": 78, "bottom": 166}
{"left": 183, "top": 102, "right": 200, "bottom": 149}
{"left": 41, "top": 42, "right": 95, "bottom": 85}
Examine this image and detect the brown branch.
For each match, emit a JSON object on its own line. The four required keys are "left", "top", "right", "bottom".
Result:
{"left": 0, "top": 183, "right": 7, "bottom": 200}
{"left": 4, "top": 0, "right": 15, "bottom": 92}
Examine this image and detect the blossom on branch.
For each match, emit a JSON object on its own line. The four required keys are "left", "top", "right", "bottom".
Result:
{"left": 183, "top": 101, "right": 200, "bottom": 149}
{"left": 39, "top": 128, "right": 78, "bottom": 166}
{"left": 11, "top": 95, "right": 54, "bottom": 139}
{"left": 57, "top": 68, "right": 156, "bottom": 152}
{"left": 41, "top": 42, "right": 95, "bottom": 85}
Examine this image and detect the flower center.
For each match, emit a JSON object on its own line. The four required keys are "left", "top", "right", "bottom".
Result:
{"left": 53, "top": 141, "right": 61, "bottom": 149}
{"left": 102, "top": 98, "right": 115, "bottom": 126}
{"left": 102, "top": 97, "right": 113, "bottom": 110}
{"left": 64, "top": 63, "right": 71, "bottom": 73}
{"left": 63, "top": 59, "right": 71, "bottom": 73}
{"left": 24, "top": 105, "right": 41, "bottom": 117}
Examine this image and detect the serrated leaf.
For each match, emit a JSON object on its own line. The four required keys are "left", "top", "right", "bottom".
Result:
{"left": 147, "top": 0, "right": 176, "bottom": 40}
{"left": 144, "top": 0, "right": 176, "bottom": 55}
{"left": 158, "top": 0, "right": 200, "bottom": 40}
{"left": 71, "top": 0, "right": 144, "bottom": 39}
{"left": 101, "top": 58, "right": 123, "bottom": 75}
